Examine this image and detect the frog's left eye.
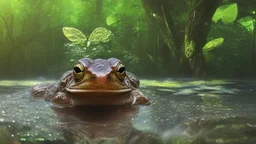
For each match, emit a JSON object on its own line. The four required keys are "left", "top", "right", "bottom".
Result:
{"left": 73, "top": 63, "right": 85, "bottom": 82}
{"left": 116, "top": 63, "right": 126, "bottom": 80}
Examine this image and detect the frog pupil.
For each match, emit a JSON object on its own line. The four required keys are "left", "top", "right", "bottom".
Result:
{"left": 74, "top": 67, "right": 82, "bottom": 73}
{"left": 118, "top": 67, "right": 125, "bottom": 73}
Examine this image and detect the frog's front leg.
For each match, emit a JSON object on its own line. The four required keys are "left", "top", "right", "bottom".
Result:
{"left": 30, "top": 83, "right": 58, "bottom": 101}
{"left": 51, "top": 92, "right": 73, "bottom": 108}
{"left": 31, "top": 84, "right": 54, "bottom": 99}
{"left": 131, "top": 90, "right": 151, "bottom": 105}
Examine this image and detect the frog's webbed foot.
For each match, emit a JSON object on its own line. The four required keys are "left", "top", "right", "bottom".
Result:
{"left": 51, "top": 92, "right": 73, "bottom": 108}
{"left": 30, "top": 84, "right": 59, "bottom": 101}
{"left": 131, "top": 90, "right": 151, "bottom": 105}
{"left": 30, "top": 84, "right": 50, "bottom": 99}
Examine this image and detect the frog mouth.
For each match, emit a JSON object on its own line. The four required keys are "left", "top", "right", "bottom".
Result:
{"left": 66, "top": 88, "right": 132, "bottom": 94}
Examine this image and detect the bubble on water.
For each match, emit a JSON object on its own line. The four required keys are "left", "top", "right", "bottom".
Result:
{"left": 0, "top": 118, "right": 4, "bottom": 122}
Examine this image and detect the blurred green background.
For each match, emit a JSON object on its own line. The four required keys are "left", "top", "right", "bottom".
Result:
{"left": 0, "top": 0, "right": 255, "bottom": 78}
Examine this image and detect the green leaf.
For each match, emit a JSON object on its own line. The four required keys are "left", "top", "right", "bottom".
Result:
{"left": 106, "top": 14, "right": 120, "bottom": 26}
{"left": 62, "top": 27, "right": 87, "bottom": 44}
{"left": 237, "top": 16, "right": 254, "bottom": 32}
{"left": 203, "top": 38, "right": 224, "bottom": 51}
{"left": 88, "top": 27, "right": 112, "bottom": 45}
{"left": 146, "top": 54, "right": 154, "bottom": 62}
{"left": 212, "top": 3, "right": 238, "bottom": 24}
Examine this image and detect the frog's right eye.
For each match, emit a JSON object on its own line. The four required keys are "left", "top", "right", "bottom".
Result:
{"left": 73, "top": 63, "right": 85, "bottom": 82}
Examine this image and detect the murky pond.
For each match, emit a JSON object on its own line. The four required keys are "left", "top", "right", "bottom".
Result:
{"left": 0, "top": 79, "right": 256, "bottom": 144}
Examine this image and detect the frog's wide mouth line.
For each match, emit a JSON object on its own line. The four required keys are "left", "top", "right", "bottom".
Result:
{"left": 66, "top": 88, "right": 132, "bottom": 93}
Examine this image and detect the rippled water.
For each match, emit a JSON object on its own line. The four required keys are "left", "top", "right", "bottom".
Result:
{"left": 0, "top": 79, "right": 256, "bottom": 144}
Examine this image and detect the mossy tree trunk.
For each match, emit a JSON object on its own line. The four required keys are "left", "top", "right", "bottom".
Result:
{"left": 141, "top": 0, "right": 182, "bottom": 74}
{"left": 180, "top": 0, "right": 221, "bottom": 76}
{"left": 252, "top": 13, "right": 256, "bottom": 74}
{"left": 142, "top": 0, "right": 181, "bottom": 55}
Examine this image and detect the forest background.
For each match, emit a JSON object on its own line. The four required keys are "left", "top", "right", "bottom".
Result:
{"left": 0, "top": 0, "right": 256, "bottom": 79}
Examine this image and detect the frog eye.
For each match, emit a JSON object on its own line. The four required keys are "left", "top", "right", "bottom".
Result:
{"left": 116, "top": 63, "right": 126, "bottom": 80}
{"left": 73, "top": 63, "right": 85, "bottom": 82}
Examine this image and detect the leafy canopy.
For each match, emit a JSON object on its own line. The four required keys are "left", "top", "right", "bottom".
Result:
{"left": 203, "top": 38, "right": 224, "bottom": 51}
{"left": 237, "top": 16, "right": 255, "bottom": 32}
{"left": 212, "top": 3, "right": 238, "bottom": 24}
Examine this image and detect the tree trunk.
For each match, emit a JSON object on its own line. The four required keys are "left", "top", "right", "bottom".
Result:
{"left": 181, "top": 0, "right": 222, "bottom": 77}
{"left": 141, "top": 0, "right": 181, "bottom": 57}
{"left": 252, "top": 14, "right": 256, "bottom": 74}
{"left": 141, "top": 0, "right": 182, "bottom": 74}
{"left": 95, "top": 0, "right": 103, "bottom": 16}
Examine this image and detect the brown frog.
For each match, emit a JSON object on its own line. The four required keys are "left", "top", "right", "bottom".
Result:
{"left": 31, "top": 58, "right": 150, "bottom": 107}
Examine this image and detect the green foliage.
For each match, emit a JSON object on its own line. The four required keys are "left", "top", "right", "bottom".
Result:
{"left": 48, "top": 0, "right": 90, "bottom": 27}
{"left": 203, "top": 38, "right": 224, "bottom": 51}
{"left": 63, "top": 27, "right": 112, "bottom": 45}
{"left": 106, "top": 13, "right": 120, "bottom": 26}
{"left": 88, "top": 27, "right": 112, "bottom": 45}
{"left": 2, "top": 0, "right": 252, "bottom": 77}
{"left": 212, "top": 3, "right": 238, "bottom": 24}
{"left": 62, "top": 26, "right": 139, "bottom": 71}
{"left": 237, "top": 16, "right": 254, "bottom": 32}
{"left": 62, "top": 27, "right": 87, "bottom": 44}
{"left": 205, "top": 23, "right": 250, "bottom": 77}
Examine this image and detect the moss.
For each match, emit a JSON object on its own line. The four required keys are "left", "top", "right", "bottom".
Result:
{"left": 184, "top": 34, "right": 196, "bottom": 59}
{"left": 140, "top": 79, "right": 233, "bottom": 88}
{"left": 169, "top": 137, "right": 192, "bottom": 144}
{"left": 0, "top": 80, "right": 54, "bottom": 86}
{"left": 140, "top": 80, "right": 182, "bottom": 88}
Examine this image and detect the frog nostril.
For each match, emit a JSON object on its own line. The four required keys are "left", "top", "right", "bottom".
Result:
{"left": 107, "top": 75, "right": 111, "bottom": 80}
{"left": 91, "top": 75, "right": 96, "bottom": 79}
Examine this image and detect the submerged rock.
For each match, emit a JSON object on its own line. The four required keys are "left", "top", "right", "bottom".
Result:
{"left": 168, "top": 116, "right": 256, "bottom": 144}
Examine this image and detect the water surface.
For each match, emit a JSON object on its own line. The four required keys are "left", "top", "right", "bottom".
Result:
{"left": 0, "top": 79, "right": 256, "bottom": 144}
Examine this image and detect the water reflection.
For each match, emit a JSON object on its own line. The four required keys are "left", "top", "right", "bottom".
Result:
{"left": 53, "top": 106, "right": 161, "bottom": 144}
